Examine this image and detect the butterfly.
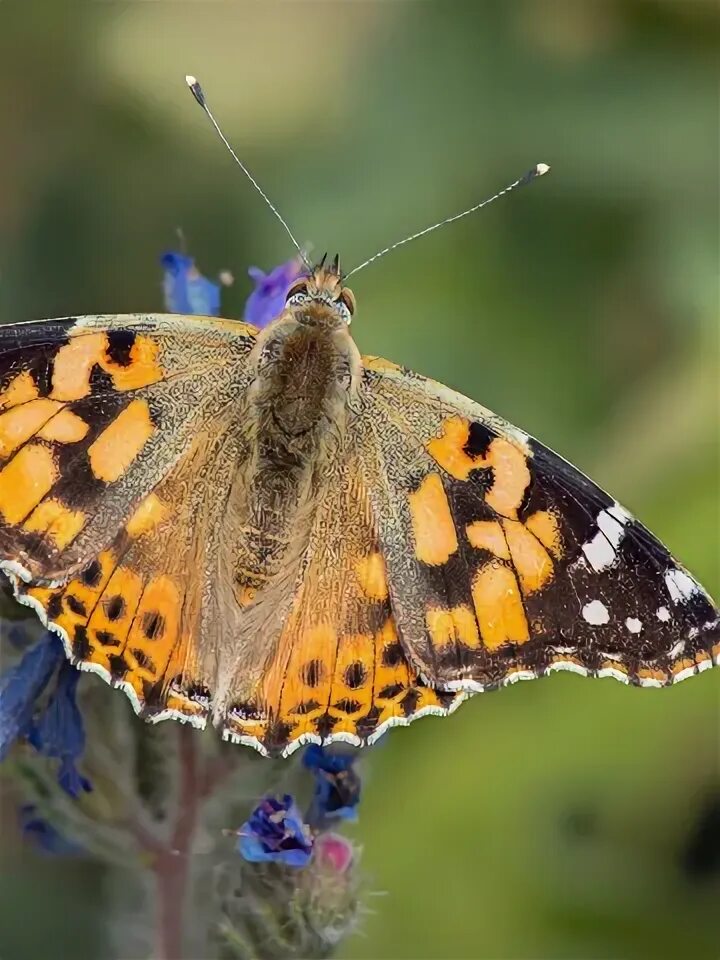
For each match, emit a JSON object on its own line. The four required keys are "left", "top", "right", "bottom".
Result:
{"left": 0, "top": 255, "right": 717, "bottom": 757}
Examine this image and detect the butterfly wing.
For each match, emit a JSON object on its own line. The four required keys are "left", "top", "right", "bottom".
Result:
{"left": 0, "top": 313, "right": 259, "bottom": 725}
{"left": 357, "top": 356, "right": 719, "bottom": 693}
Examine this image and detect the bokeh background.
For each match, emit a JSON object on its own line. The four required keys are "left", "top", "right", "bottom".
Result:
{"left": 1, "top": 1, "right": 718, "bottom": 958}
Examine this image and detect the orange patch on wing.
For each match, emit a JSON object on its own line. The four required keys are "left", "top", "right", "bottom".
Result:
{"left": 103, "top": 336, "right": 163, "bottom": 392}
{"left": 426, "top": 416, "right": 476, "bottom": 480}
{"left": 24, "top": 550, "right": 117, "bottom": 645}
{"left": 601, "top": 659, "right": 629, "bottom": 675}
{"left": 0, "top": 444, "right": 58, "bottom": 524}
{"left": 373, "top": 617, "right": 415, "bottom": 726}
{"left": 88, "top": 398, "right": 154, "bottom": 482}
{"left": 502, "top": 519, "right": 553, "bottom": 594}
{"left": 551, "top": 653, "right": 583, "bottom": 668}
{"left": 101, "top": 567, "right": 145, "bottom": 625}
{"left": 408, "top": 473, "right": 458, "bottom": 565}
{"left": 355, "top": 552, "right": 389, "bottom": 600}
{"left": 328, "top": 633, "right": 375, "bottom": 733}
{"left": 0, "top": 398, "right": 63, "bottom": 457}
{"left": 670, "top": 657, "right": 696, "bottom": 676}
{"left": 37, "top": 409, "right": 89, "bottom": 444}
{"left": 51, "top": 331, "right": 163, "bottom": 403}
{"left": 483, "top": 439, "right": 530, "bottom": 519}
{"left": 471, "top": 562, "right": 529, "bottom": 650}
{"left": 466, "top": 520, "right": 510, "bottom": 559}
{"left": 426, "top": 419, "right": 530, "bottom": 519}
{"left": 126, "top": 493, "right": 168, "bottom": 537}
{"left": 84, "top": 566, "right": 145, "bottom": 670}
{"left": 51, "top": 333, "right": 107, "bottom": 401}
{"left": 0, "top": 371, "right": 39, "bottom": 409}
{"left": 23, "top": 498, "right": 86, "bottom": 549}
{"left": 373, "top": 618, "right": 411, "bottom": 687}
{"left": 525, "top": 510, "right": 563, "bottom": 559}
{"left": 426, "top": 605, "right": 480, "bottom": 649}
{"left": 166, "top": 690, "right": 206, "bottom": 721}
{"left": 637, "top": 667, "right": 668, "bottom": 683}
{"left": 274, "top": 623, "right": 336, "bottom": 736}
{"left": 122, "top": 575, "right": 182, "bottom": 695}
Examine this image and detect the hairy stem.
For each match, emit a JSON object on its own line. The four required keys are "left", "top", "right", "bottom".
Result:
{"left": 153, "top": 725, "right": 199, "bottom": 960}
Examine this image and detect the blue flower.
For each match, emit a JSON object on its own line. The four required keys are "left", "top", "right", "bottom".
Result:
{"left": 303, "top": 745, "right": 361, "bottom": 823}
{"left": 0, "top": 632, "right": 63, "bottom": 761}
{"left": 237, "top": 794, "right": 313, "bottom": 868}
{"left": 244, "top": 257, "right": 306, "bottom": 329}
{"left": 28, "top": 662, "right": 91, "bottom": 798}
{"left": 19, "top": 805, "right": 83, "bottom": 856}
{"left": 0, "top": 632, "right": 91, "bottom": 797}
{"left": 2, "top": 622, "right": 35, "bottom": 651}
{"left": 161, "top": 251, "right": 223, "bottom": 316}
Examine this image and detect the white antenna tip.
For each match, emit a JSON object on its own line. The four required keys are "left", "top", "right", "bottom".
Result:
{"left": 535, "top": 163, "right": 551, "bottom": 177}
{"left": 185, "top": 75, "right": 206, "bottom": 108}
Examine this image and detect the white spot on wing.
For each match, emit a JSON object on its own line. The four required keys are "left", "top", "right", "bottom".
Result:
{"left": 656, "top": 606, "right": 671, "bottom": 622}
{"left": 582, "top": 599, "right": 610, "bottom": 625}
{"left": 668, "top": 639, "right": 686, "bottom": 659}
{"left": 581, "top": 502, "right": 631, "bottom": 572}
{"left": 625, "top": 617, "right": 642, "bottom": 634}
{"left": 607, "top": 503, "right": 632, "bottom": 524}
{"left": 582, "top": 532, "right": 616, "bottom": 572}
{"left": 664, "top": 568, "right": 699, "bottom": 604}
{"left": 597, "top": 509, "right": 625, "bottom": 545}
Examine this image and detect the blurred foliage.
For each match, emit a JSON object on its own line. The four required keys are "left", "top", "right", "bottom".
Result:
{"left": 0, "top": 1, "right": 718, "bottom": 958}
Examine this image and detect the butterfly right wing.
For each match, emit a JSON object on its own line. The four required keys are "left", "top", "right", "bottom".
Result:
{"left": 357, "top": 355, "right": 718, "bottom": 693}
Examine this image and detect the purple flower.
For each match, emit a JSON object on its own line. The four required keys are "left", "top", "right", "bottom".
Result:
{"left": 303, "top": 745, "right": 361, "bottom": 824}
{"left": 161, "top": 251, "right": 223, "bottom": 316}
{"left": 237, "top": 794, "right": 313, "bottom": 868}
{"left": 19, "top": 805, "right": 83, "bottom": 856}
{"left": 244, "top": 257, "right": 306, "bottom": 329}
{"left": 0, "top": 632, "right": 63, "bottom": 761}
{"left": 28, "top": 661, "right": 91, "bottom": 798}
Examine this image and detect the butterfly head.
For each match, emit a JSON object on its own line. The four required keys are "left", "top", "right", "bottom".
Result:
{"left": 285, "top": 254, "right": 356, "bottom": 327}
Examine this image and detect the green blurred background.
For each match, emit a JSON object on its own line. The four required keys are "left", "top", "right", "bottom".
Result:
{"left": 1, "top": 1, "right": 718, "bottom": 958}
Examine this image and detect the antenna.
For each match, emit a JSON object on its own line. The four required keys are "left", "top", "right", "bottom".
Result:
{"left": 185, "top": 75, "right": 311, "bottom": 270}
{"left": 344, "top": 163, "right": 550, "bottom": 280}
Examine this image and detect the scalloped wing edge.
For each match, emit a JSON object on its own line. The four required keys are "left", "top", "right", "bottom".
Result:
{"left": 3, "top": 556, "right": 719, "bottom": 759}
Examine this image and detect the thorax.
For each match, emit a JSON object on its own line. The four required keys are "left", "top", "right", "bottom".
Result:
{"left": 229, "top": 305, "right": 361, "bottom": 598}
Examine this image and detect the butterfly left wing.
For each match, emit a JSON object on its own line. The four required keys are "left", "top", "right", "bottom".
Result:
{"left": 357, "top": 356, "right": 719, "bottom": 693}
{"left": 0, "top": 313, "right": 260, "bottom": 725}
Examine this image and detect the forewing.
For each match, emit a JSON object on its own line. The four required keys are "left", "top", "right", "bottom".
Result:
{"left": 359, "top": 356, "right": 719, "bottom": 692}
{"left": 0, "top": 313, "right": 258, "bottom": 724}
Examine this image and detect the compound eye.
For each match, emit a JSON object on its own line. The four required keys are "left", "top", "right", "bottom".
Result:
{"left": 339, "top": 287, "right": 356, "bottom": 317}
{"left": 286, "top": 279, "right": 309, "bottom": 302}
